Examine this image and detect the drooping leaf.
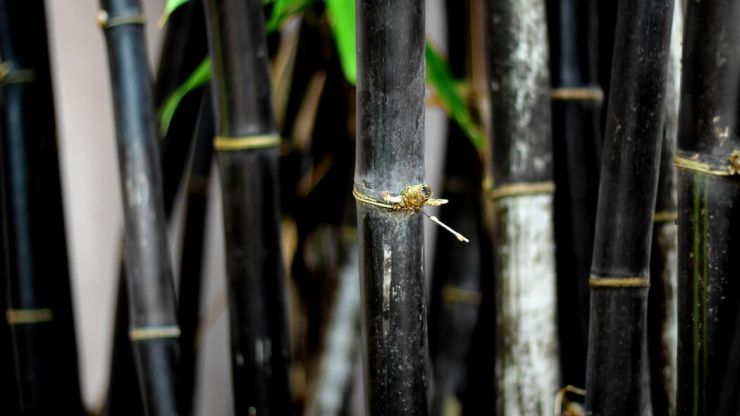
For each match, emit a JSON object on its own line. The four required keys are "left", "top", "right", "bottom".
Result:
{"left": 159, "top": 57, "right": 212, "bottom": 135}
{"left": 325, "top": 0, "right": 356, "bottom": 85}
{"left": 425, "top": 43, "right": 485, "bottom": 150}
{"left": 158, "top": 0, "right": 191, "bottom": 27}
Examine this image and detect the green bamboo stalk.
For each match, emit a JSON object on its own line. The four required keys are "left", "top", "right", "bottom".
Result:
{"left": 201, "top": 0, "right": 292, "bottom": 413}
{"left": 675, "top": 0, "right": 740, "bottom": 414}
{"left": 585, "top": 0, "right": 674, "bottom": 413}
{"left": 485, "top": 0, "right": 560, "bottom": 412}
{"left": 98, "top": 0, "right": 180, "bottom": 414}
{"left": 0, "top": 1, "right": 84, "bottom": 413}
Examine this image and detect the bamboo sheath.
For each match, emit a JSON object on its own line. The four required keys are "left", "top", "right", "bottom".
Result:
{"left": 202, "top": 0, "right": 291, "bottom": 414}
{"left": 355, "top": 0, "right": 429, "bottom": 414}
{"left": 486, "top": 0, "right": 560, "bottom": 413}
{"left": 547, "top": 0, "right": 603, "bottom": 390}
{"left": 675, "top": 1, "right": 740, "bottom": 415}
{"left": 0, "top": 1, "right": 84, "bottom": 414}
{"left": 98, "top": 0, "right": 180, "bottom": 414}
{"left": 585, "top": 0, "right": 674, "bottom": 414}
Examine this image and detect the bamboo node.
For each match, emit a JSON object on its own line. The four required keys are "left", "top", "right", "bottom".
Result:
{"left": 653, "top": 211, "right": 678, "bottom": 223}
{"left": 554, "top": 385, "right": 586, "bottom": 416}
{"left": 6, "top": 308, "right": 53, "bottom": 325}
{"left": 129, "top": 325, "right": 181, "bottom": 341}
{"left": 551, "top": 87, "right": 604, "bottom": 102}
{"left": 488, "top": 181, "right": 555, "bottom": 200}
{"left": 353, "top": 184, "right": 469, "bottom": 242}
{"left": 214, "top": 134, "right": 280, "bottom": 151}
{"left": 674, "top": 155, "right": 736, "bottom": 176}
{"left": 0, "top": 62, "right": 35, "bottom": 86}
{"left": 589, "top": 276, "right": 650, "bottom": 288}
{"left": 442, "top": 285, "right": 482, "bottom": 305}
{"left": 97, "top": 11, "right": 147, "bottom": 29}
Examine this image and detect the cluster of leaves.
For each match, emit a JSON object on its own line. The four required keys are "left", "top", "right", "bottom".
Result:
{"left": 159, "top": 0, "right": 483, "bottom": 150}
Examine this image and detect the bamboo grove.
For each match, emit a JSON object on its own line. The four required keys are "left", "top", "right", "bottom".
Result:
{"left": 0, "top": 0, "right": 739, "bottom": 415}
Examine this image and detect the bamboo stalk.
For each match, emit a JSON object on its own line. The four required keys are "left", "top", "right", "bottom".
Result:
{"left": 176, "top": 92, "right": 214, "bottom": 416}
{"left": 0, "top": 202, "right": 19, "bottom": 415}
{"left": 98, "top": 0, "right": 180, "bottom": 414}
{"left": 647, "top": 3, "right": 683, "bottom": 415}
{"left": 547, "top": 0, "right": 602, "bottom": 389}
{"left": 675, "top": 0, "right": 740, "bottom": 414}
{"left": 585, "top": 0, "right": 674, "bottom": 414}
{"left": 354, "top": 0, "right": 429, "bottom": 413}
{"left": 428, "top": 2, "right": 485, "bottom": 414}
{"left": 485, "top": 0, "right": 560, "bottom": 413}
{"left": 201, "top": 0, "right": 292, "bottom": 413}
{"left": 0, "top": 1, "right": 84, "bottom": 414}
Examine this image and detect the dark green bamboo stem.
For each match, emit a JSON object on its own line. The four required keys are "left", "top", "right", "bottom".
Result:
{"left": 99, "top": 1, "right": 180, "bottom": 414}
{"left": 486, "top": 0, "right": 560, "bottom": 413}
{"left": 675, "top": 0, "right": 740, "bottom": 415}
{"left": 585, "top": 0, "right": 674, "bottom": 414}
{"left": 647, "top": 4, "right": 682, "bottom": 416}
{"left": 202, "top": 0, "right": 291, "bottom": 413}
{"left": 547, "top": 0, "right": 602, "bottom": 389}
{"left": 355, "top": 0, "right": 429, "bottom": 414}
{"left": 176, "top": 92, "right": 214, "bottom": 416}
{"left": 0, "top": 1, "right": 83, "bottom": 414}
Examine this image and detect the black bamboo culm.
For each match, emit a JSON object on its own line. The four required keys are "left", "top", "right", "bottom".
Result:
{"left": 485, "top": 0, "right": 560, "bottom": 413}
{"left": 647, "top": 3, "right": 682, "bottom": 415}
{"left": 176, "top": 91, "right": 214, "bottom": 416}
{"left": 0, "top": 1, "right": 84, "bottom": 414}
{"left": 202, "top": 0, "right": 292, "bottom": 413}
{"left": 429, "top": 2, "right": 485, "bottom": 413}
{"left": 355, "top": 0, "right": 429, "bottom": 414}
{"left": 104, "top": 3, "right": 209, "bottom": 414}
{"left": 674, "top": 0, "right": 740, "bottom": 414}
{"left": 546, "top": 0, "right": 603, "bottom": 389}
{"left": 98, "top": 1, "right": 180, "bottom": 415}
{"left": 585, "top": 0, "right": 674, "bottom": 413}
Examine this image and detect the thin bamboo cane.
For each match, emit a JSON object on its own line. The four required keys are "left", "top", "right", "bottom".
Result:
{"left": 0, "top": 200, "right": 19, "bottom": 415}
{"left": 429, "top": 3, "right": 485, "bottom": 414}
{"left": 98, "top": 0, "right": 180, "bottom": 414}
{"left": 0, "top": 1, "right": 84, "bottom": 414}
{"left": 355, "top": 0, "right": 429, "bottom": 413}
{"left": 202, "top": 0, "right": 292, "bottom": 413}
{"left": 647, "top": 3, "right": 683, "bottom": 415}
{"left": 585, "top": 0, "right": 675, "bottom": 414}
{"left": 176, "top": 92, "right": 214, "bottom": 416}
{"left": 547, "top": 0, "right": 602, "bottom": 389}
{"left": 675, "top": 0, "right": 740, "bottom": 414}
{"left": 485, "top": 0, "right": 560, "bottom": 413}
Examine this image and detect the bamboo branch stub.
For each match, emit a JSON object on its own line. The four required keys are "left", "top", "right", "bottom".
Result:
{"left": 213, "top": 134, "right": 280, "bottom": 151}
{"left": 674, "top": 154, "right": 740, "bottom": 177}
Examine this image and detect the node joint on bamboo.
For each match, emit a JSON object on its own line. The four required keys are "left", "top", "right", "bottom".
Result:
{"left": 353, "top": 184, "right": 469, "bottom": 243}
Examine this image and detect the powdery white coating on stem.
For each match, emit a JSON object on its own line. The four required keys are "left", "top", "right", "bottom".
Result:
{"left": 496, "top": 194, "right": 559, "bottom": 415}
{"left": 656, "top": 223, "right": 678, "bottom": 414}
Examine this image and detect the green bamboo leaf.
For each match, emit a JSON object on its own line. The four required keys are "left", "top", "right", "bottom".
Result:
{"left": 266, "top": 0, "right": 313, "bottom": 32}
{"left": 158, "top": 0, "right": 191, "bottom": 27}
{"left": 425, "top": 43, "right": 484, "bottom": 150}
{"left": 159, "top": 57, "right": 212, "bottom": 136}
{"left": 325, "top": 0, "right": 356, "bottom": 84}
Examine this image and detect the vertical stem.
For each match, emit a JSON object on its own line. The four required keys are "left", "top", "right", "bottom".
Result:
{"left": 485, "top": 0, "right": 560, "bottom": 413}
{"left": 547, "top": 0, "right": 602, "bottom": 389}
{"left": 0, "top": 1, "right": 84, "bottom": 414}
{"left": 647, "top": 3, "right": 683, "bottom": 415}
{"left": 98, "top": 0, "right": 180, "bottom": 414}
{"left": 176, "top": 92, "right": 214, "bottom": 416}
{"left": 355, "top": 0, "right": 429, "bottom": 414}
{"left": 202, "top": 0, "right": 292, "bottom": 414}
{"left": 675, "top": 1, "right": 740, "bottom": 415}
{"left": 585, "top": 0, "right": 674, "bottom": 414}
